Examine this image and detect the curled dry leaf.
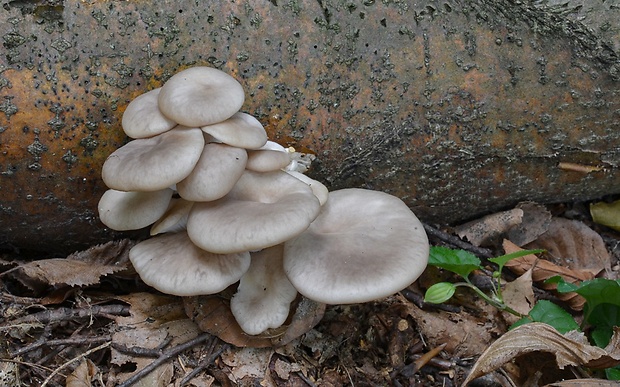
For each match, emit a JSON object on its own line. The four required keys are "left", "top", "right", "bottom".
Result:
{"left": 7, "top": 240, "right": 133, "bottom": 290}
{"left": 66, "top": 358, "right": 98, "bottom": 387}
{"left": 454, "top": 208, "right": 523, "bottom": 246}
{"left": 503, "top": 240, "right": 590, "bottom": 310}
{"left": 462, "top": 323, "right": 620, "bottom": 386}
{"left": 184, "top": 294, "right": 325, "bottom": 348}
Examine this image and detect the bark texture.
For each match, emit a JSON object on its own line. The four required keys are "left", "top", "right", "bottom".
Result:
{"left": 0, "top": 0, "right": 618, "bottom": 254}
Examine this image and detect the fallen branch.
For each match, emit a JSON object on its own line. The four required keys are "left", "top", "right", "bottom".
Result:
{"left": 0, "top": 304, "right": 130, "bottom": 329}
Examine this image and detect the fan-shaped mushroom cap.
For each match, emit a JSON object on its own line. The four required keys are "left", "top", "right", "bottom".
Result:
{"left": 201, "top": 112, "right": 267, "bottom": 149}
{"left": 98, "top": 188, "right": 174, "bottom": 231}
{"left": 150, "top": 198, "right": 194, "bottom": 236}
{"left": 101, "top": 127, "right": 205, "bottom": 192}
{"left": 177, "top": 143, "right": 247, "bottom": 201}
{"left": 283, "top": 188, "right": 429, "bottom": 304}
{"left": 129, "top": 232, "right": 251, "bottom": 296}
{"left": 286, "top": 170, "right": 329, "bottom": 206}
{"left": 158, "top": 66, "right": 245, "bottom": 127}
{"left": 187, "top": 170, "right": 321, "bottom": 254}
{"left": 246, "top": 149, "right": 292, "bottom": 172}
{"left": 122, "top": 88, "right": 177, "bottom": 139}
{"left": 230, "top": 245, "right": 298, "bottom": 335}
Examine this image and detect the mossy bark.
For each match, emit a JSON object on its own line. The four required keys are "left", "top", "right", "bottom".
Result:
{"left": 0, "top": 1, "right": 618, "bottom": 254}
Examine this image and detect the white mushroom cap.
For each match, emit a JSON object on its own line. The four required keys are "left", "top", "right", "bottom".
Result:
{"left": 129, "top": 232, "right": 251, "bottom": 296}
{"left": 245, "top": 149, "right": 292, "bottom": 172}
{"left": 187, "top": 170, "right": 321, "bottom": 254}
{"left": 230, "top": 245, "right": 298, "bottom": 335}
{"left": 150, "top": 198, "right": 194, "bottom": 236}
{"left": 101, "top": 127, "right": 205, "bottom": 192}
{"left": 177, "top": 143, "right": 247, "bottom": 201}
{"left": 283, "top": 188, "right": 429, "bottom": 304}
{"left": 158, "top": 66, "right": 245, "bottom": 127}
{"left": 98, "top": 188, "right": 174, "bottom": 231}
{"left": 122, "top": 88, "right": 177, "bottom": 139}
{"left": 286, "top": 170, "right": 329, "bottom": 206}
{"left": 201, "top": 112, "right": 268, "bottom": 149}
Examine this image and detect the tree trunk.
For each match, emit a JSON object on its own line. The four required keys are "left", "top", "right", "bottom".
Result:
{"left": 0, "top": 0, "right": 618, "bottom": 254}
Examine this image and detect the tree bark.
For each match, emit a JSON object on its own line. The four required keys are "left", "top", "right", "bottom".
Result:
{"left": 0, "top": 0, "right": 618, "bottom": 254}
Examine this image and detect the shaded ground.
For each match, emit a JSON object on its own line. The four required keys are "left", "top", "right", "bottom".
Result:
{"left": 1, "top": 199, "right": 619, "bottom": 386}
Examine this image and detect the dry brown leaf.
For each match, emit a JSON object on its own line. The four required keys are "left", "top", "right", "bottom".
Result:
{"left": 462, "top": 323, "right": 620, "bottom": 386}
{"left": 455, "top": 208, "right": 524, "bottom": 246}
{"left": 506, "top": 202, "right": 552, "bottom": 246}
{"left": 503, "top": 240, "right": 589, "bottom": 310}
{"left": 220, "top": 347, "right": 273, "bottom": 382}
{"left": 111, "top": 293, "right": 201, "bottom": 383}
{"left": 502, "top": 268, "right": 535, "bottom": 319}
{"left": 184, "top": 294, "right": 325, "bottom": 348}
{"left": 525, "top": 217, "right": 610, "bottom": 276}
{"left": 404, "top": 294, "right": 504, "bottom": 357}
{"left": 9, "top": 240, "right": 133, "bottom": 289}
{"left": 546, "top": 379, "right": 620, "bottom": 386}
{"left": 66, "top": 358, "right": 98, "bottom": 387}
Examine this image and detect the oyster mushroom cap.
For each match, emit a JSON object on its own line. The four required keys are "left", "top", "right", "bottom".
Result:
{"left": 187, "top": 170, "right": 321, "bottom": 254}
{"left": 158, "top": 66, "right": 245, "bottom": 127}
{"left": 129, "top": 232, "right": 251, "bottom": 296}
{"left": 283, "top": 188, "right": 429, "bottom": 304}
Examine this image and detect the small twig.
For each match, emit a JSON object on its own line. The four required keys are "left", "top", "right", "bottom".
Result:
{"left": 423, "top": 223, "right": 494, "bottom": 258}
{"left": 112, "top": 336, "right": 173, "bottom": 358}
{"left": 0, "top": 292, "right": 42, "bottom": 305}
{"left": 0, "top": 304, "right": 130, "bottom": 329}
{"left": 11, "top": 335, "right": 111, "bottom": 357}
{"left": 180, "top": 341, "right": 228, "bottom": 386}
{"left": 40, "top": 341, "right": 111, "bottom": 387}
{"left": 117, "top": 332, "right": 213, "bottom": 387}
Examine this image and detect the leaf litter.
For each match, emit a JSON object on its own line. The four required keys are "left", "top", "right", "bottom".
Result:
{"left": 0, "top": 200, "right": 618, "bottom": 386}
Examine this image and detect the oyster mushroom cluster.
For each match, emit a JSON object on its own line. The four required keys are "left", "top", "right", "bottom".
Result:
{"left": 98, "top": 66, "right": 429, "bottom": 336}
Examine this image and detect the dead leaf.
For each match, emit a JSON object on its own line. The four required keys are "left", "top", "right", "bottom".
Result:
{"left": 111, "top": 293, "right": 201, "bottom": 383}
{"left": 404, "top": 294, "right": 505, "bottom": 357}
{"left": 502, "top": 268, "right": 535, "bottom": 320}
{"left": 525, "top": 217, "right": 610, "bottom": 277}
{"left": 503, "top": 240, "right": 589, "bottom": 310}
{"left": 184, "top": 294, "right": 325, "bottom": 348}
{"left": 546, "top": 379, "right": 620, "bottom": 386}
{"left": 506, "top": 202, "right": 552, "bottom": 246}
{"left": 462, "top": 323, "right": 620, "bottom": 386}
{"left": 66, "top": 358, "right": 98, "bottom": 387}
{"left": 455, "top": 208, "right": 523, "bottom": 246}
{"left": 220, "top": 347, "right": 273, "bottom": 382}
{"left": 590, "top": 199, "right": 620, "bottom": 232}
{"left": 8, "top": 240, "right": 133, "bottom": 289}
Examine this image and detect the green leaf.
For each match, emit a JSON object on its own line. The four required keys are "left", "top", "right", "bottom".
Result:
{"left": 424, "top": 282, "right": 456, "bottom": 304}
{"left": 551, "top": 277, "right": 620, "bottom": 327}
{"left": 428, "top": 246, "right": 482, "bottom": 278}
{"left": 488, "top": 249, "right": 545, "bottom": 268}
{"left": 606, "top": 366, "right": 620, "bottom": 381}
{"left": 510, "top": 300, "right": 579, "bottom": 334}
{"left": 590, "top": 200, "right": 620, "bottom": 232}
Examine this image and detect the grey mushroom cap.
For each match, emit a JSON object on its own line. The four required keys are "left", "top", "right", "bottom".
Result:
{"left": 98, "top": 188, "right": 174, "bottom": 231}
{"left": 177, "top": 142, "right": 247, "bottom": 202}
{"left": 129, "top": 232, "right": 251, "bottom": 296}
{"left": 122, "top": 88, "right": 177, "bottom": 139}
{"left": 230, "top": 245, "right": 298, "bottom": 335}
{"left": 283, "top": 188, "right": 429, "bottom": 304}
{"left": 150, "top": 198, "right": 194, "bottom": 236}
{"left": 245, "top": 149, "right": 292, "bottom": 172}
{"left": 187, "top": 170, "right": 321, "bottom": 254}
{"left": 101, "top": 127, "right": 205, "bottom": 192}
{"left": 158, "top": 66, "right": 245, "bottom": 127}
{"left": 201, "top": 112, "right": 268, "bottom": 149}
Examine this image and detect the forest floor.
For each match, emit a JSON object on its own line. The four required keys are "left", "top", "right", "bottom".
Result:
{"left": 1, "top": 199, "right": 619, "bottom": 387}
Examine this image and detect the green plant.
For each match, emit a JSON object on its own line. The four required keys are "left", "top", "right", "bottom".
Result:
{"left": 423, "top": 246, "right": 543, "bottom": 316}
{"left": 424, "top": 245, "right": 620, "bottom": 380}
